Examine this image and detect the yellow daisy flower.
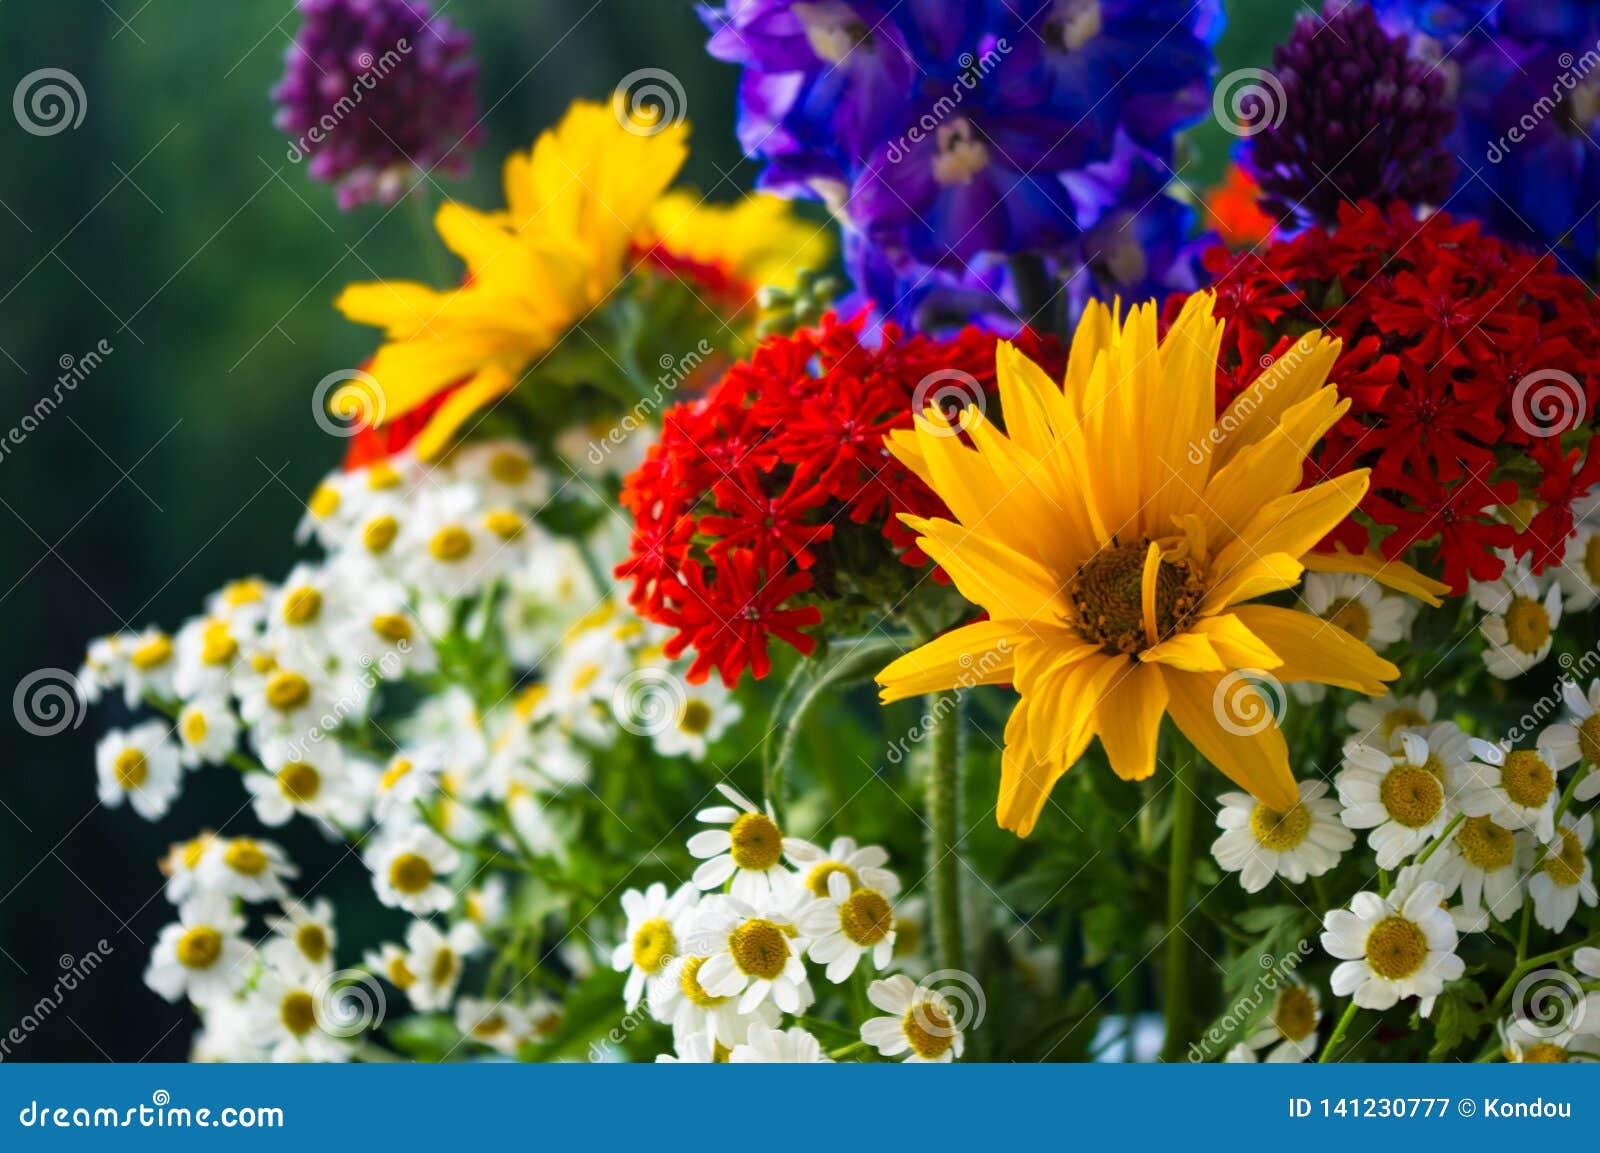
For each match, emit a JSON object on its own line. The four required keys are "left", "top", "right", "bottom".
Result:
{"left": 336, "top": 99, "right": 827, "bottom": 460}
{"left": 876, "top": 292, "right": 1405, "bottom": 836}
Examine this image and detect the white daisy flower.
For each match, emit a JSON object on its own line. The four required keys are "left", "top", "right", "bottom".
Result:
{"left": 1346, "top": 690, "right": 1437, "bottom": 750}
{"left": 160, "top": 832, "right": 220, "bottom": 904}
{"left": 372, "top": 748, "right": 442, "bottom": 826}
{"left": 364, "top": 826, "right": 460, "bottom": 915}
{"left": 648, "top": 951, "right": 779, "bottom": 1053}
{"left": 173, "top": 615, "right": 249, "bottom": 700}
{"left": 1415, "top": 816, "right": 1524, "bottom": 931}
{"left": 1472, "top": 558, "right": 1562, "bottom": 679}
{"left": 1337, "top": 728, "right": 1463, "bottom": 867}
{"left": 365, "top": 919, "right": 477, "bottom": 1012}
{"left": 499, "top": 538, "right": 599, "bottom": 666}
{"left": 263, "top": 563, "right": 345, "bottom": 663}
{"left": 655, "top": 1032, "right": 722, "bottom": 1063}
{"left": 1301, "top": 572, "right": 1415, "bottom": 652}
{"left": 1500, "top": 1017, "right": 1600, "bottom": 1063}
{"left": 1526, "top": 812, "right": 1597, "bottom": 932}
{"left": 145, "top": 893, "right": 252, "bottom": 1006}
{"left": 786, "top": 836, "right": 900, "bottom": 899}
{"left": 462, "top": 875, "right": 508, "bottom": 941}
{"left": 1459, "top": 738, "right": 1564, "bottom": 844}
{"left": 1574, "top": 948, "right": 1600, "bottom": 1037}
{"left": 1552, "top": 522, "right": 1600, "bottom": 611}
{"left": 1321, "top": 882, "right": 1464, "bottom": 1015}
{"left": 95, "top": 722, "right": 182, "bottom": 820}
{"left": 729, "top": 1022, "right": 831, "bottom": 1063}
{"left": 118, "top": 627, "right": 178, "bottom": 707}
{"left": 1211, "top": 779, "right": 1354, "bottom": 893}
{"left": 335, "top": 587, "right": 437, "bottom": 679}
{"left": 611, "top": 882, "right": 699, "bottom": 1010}
{"left": 650, "top": 677, "right": 742, "bottom": 761}
{"left": 444, "top": 440, "right": 550, "bottom": 508}
{"left": 198, "top": 836, "right": 297, "bottom": 903}
{"left": 190, "top": 996, "right": 266, "bottom": 1063}
{"left": 234, "top": 654, "right": 340, "bottom": 740}
{"left": 77, "top": 634, "right": 126, "bottom": 706}
{"left": 1242, "top": 981, "right": 1322, "bottom": 1062}
{"left": 686, "top": 886, "right": 816, "bottom": 1016}
{"left": 1537, "top": 678, "right": 1600, "bottom": 803}
{"left": 804, "top": 869, "right": 899, "bottom": 983}
{"left": 401, "top": 484, "right": 499, "bottom": 597}
{"left": 175, "top": 696, "right": 241, "bottom": 767}
{"left": 246, "top": 737, "right": 370, "bottom": 830}
{"left": 890, "top": 895, "right": 930, "bottom": 977}
{"left": 860, "top": 974, "right": 966, "bottom": 1063}
{"left": 264, "top": 898, "right": 337, "bottom": 975}
{"left": 205, "top": 578, "right": 273, "bottom": 629}
{"left": 1223, "top": 1042, "right": 1259, "bottom": 1063}
{"left": 687, "top": 783, "right": 808, "bottom": 901}
{"left": 455, "top": 997, "right": 533, "bottom": 1056}
{"left": 248, "top": 964, "right": 352, "bottom": 1062}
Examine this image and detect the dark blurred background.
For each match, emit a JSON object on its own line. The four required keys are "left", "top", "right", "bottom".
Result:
{"left": 0, "top": 0, "right": 1292, "bottom": 1060}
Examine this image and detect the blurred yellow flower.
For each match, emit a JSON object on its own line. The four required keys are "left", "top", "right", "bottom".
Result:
{"left": 877, "top": 292, "right": 1405, "bottom": 836}
{"left": 336, "top": 99, "right": 827, "bottom": 459}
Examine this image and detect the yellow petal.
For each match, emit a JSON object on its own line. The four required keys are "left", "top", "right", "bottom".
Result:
{"left": 1001, "top": 655, "right": 1120, "bottom": 835}
{"left": 1164, "top": 670, "right": 1298, "bottom": 810}
{"left": 1231, "top": 605, "right": 1399, "bottom": 694}
{"left": 876, "top": 620, "right": 1018, "bottom": 703}
{"left": 1188, "top": 613, "right": 1282, "bottom": 670}
{"left": 1209, "top": 332, "right": 1342, "bottom": 469}
{"left": 1096, "top": 662, "right": 1169, "bottom": 783}
{"left": 1210, "top": 471, "right": 1369, "bottom": 586}
{"left": 1140, "top": 630, "right": 1224, "bottom": 672}
{"left": 1203, "top": 552, "right": 1306, "bottom": 613}
{"left": 1303, "top": 548, "right": 1448, "bottom": 607}
{"left": 336, "top": 281, "right": 457, "bottom": 340}
{"left": 413, "top": 364, "right": 518, "bottom": 460}
{"left": 901, "top": 516, "right": 1064, "bottom": 622}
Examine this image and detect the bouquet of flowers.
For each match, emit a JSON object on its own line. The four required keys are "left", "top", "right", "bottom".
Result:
{"left": 73, "top": 0, "right": 1599, "bottom": 1064}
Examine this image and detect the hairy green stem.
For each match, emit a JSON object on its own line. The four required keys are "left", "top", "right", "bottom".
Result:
{"left": 1319, "top": 999, "right": 1361, "bottom": 1063}
{"left": 926, "top": 689, "right": 966, "bottom": 978}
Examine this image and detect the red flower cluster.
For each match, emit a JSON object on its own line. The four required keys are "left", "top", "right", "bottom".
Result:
{"left": 618, "top": 313, "right": 1062, "bottom": 686}
{"left": 1180, "top": 202, "right": 1600, "bottom": 592}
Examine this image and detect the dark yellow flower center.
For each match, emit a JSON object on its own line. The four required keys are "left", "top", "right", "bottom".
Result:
{"left": 130, "top": 634, "right": 172, "bottom": 670}
{"left": 181, "top": 711, "right": 208, "bottom": 744}
{"left": 113, "top": 748, "right": 148, "bottom": 789}
{"left": 388, "top": 852, "right": 434, "bottom": 895}
{"left": 295, "top": 924, "right": 329, "bottom": 963}
{"left": 429, "top": 526, "right": 473, "bottom": 562}
{"left": 1250, "top": 801, "right": 1311, "bottom": 851}
{"left": 277, "top": 762, "right": 320, "bottom": 803}
{"left": 1579, "top": 714, "right": 1600, "bottom": 766}
{"left": 431, "top": 947, "right": 458, "bottom": 987}
{"left": 1520, "top": 1042, "right": 1571, "bottom": 1063}
{"left": 483, "top": 510, "right": 524, "bottom": 541}
{"left": 805, "top": 861, "right": 859, "bottom": 897}
{"left": 1542, "top": 828, "right": 1586, "bottom": 888}
{"left": 363, "top": 515, "right": 399, "bottom": 554}
{"left": 265, "top": 671, "right": 311, "bottom": 712}
{"left": 1273, "top": 986, "right": 1318, "bottom": 1042}
{"left": 489, "top": 451, "right": 531, "bottom": 484}
{"left": 679, "top": 700, "right": 713, "bottom": 736}
{"left": 282, "top": 587, "right": 322, "bottom": 626}
{"left": 1379, "top": 765, "right": 1443, "bottom": 828}
{"left": 679, "top": 956, "right": 728, "bottom": 1008}
{"left": 176, "top": 926, "right": 223, "bottom": 970}
{"left": 1364, "top": 915, "right": 1427, "bottom": 980}
{"left": 1069, "top": 541, "right": 1201, "bottom": 655}
{"left": 1502, "top": 751, "right": 1555, "bottom": 809}
{"left": 307, "top": 483, "right": 339, "bottom": 519}
{"left": 1323, "top": 597, "right": 1371, "bottom": 641}
{"left": 280, "top": 991, "right": 316, "bottom": 1036}
{"left": 903, "top": 1002, "right": 956, "bottom": 1060}
{"left": 1381, "top": 708, "right": 1427, "bottom": 742}
{"left": 728, "top": 811, "right": 783, "bottom": 871}
{"left": 630, "top": 917, "right": 675, "bottom": 974}
{"left": 839, "top": 889, "right": 893, "bottom": 946}
{"left": 371, "top": 613, "right": 413, "bottom": 643}
{"left": 728, "top": 918, "right": 789, "bottom": 980}
{"left": 386, "top": 956, "right": 415, "bottom": 989}
{"left": 1586, "top": 535, "right": 1600, "bottom": 584}
{"left": 1504, "top": 596, "right": 1551, "bottom": 653}
{"left": 1455, "top": 816, "right": 1515, "bottom": 872}
{"left": 223, "top": 838, "right": 269, "bottom": 876}
{"left": 200, "top": 622, "right": 237, "bottom": 666}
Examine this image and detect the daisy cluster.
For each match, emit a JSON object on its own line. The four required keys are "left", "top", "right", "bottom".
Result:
{"left": 609, "top": 785, "right": 964, "bottom": 1063}
{"left": 76, "top": 440, "right": 742, "bottom": 1060}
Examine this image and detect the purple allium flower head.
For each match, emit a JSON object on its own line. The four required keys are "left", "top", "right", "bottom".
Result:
{"left": 1247, "top": 1, "right": 1455, "bottom": 228}
{"left": 274, "top": 0, "right": 481, "bottom": 210}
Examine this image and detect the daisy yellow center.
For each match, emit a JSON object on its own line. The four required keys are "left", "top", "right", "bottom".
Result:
{"left": 431, "top": 948, "right": 458, "bottom": 987}
{"left": 113, "top": 748, "right": 148, "bottom": 789}
{"left": 280, "top": 991, "right": 316, "bottom": 1037}
{"left": 1520, "top": 1042, "right": 1570, "bottom": 1063}
{"left": 728, "top": 918, "right": 789, "bottom": 980}
{"left": 839, "top": 889, "right": 893, "bottom": 946}
{"left": 1585, "top": 536, "right": 1600, "bottom": 584}
{"left": 307, "top": 483, "right": 340, "bottom": 519}
{"left": 1069, "top": 541, "right": 1201, "bottom": 655}
{"left": 472, "top": 1013, "right": 507, "bottom": 1037}
{"left": 805, "top": 862, "right": 859, "bottom": 897}
{"left": 277, "top": 762, "right": 320, "bottom": 803}
{"left": 371, "top": 613, "right": 413, "bottom": 643}
{"left": 679, "top": 956, "right": 728, "bottom": 1008}
{"left": 894, "top": 915, "right": 922, "bottom": 958}
{"left": 488, "top": 451, "right": 531, "bottom": 484}
{"left": 379, "top": 759, "right": 413, "bottom": 792}
{"left": 1273, "top": 986, "right": 1318, "bottom": 1042}
{"left": 484, "top": 510, "right": 525, "bottom": 541}
{"left": 630, "top": 917, "right": 676, "bottom": 974}
{"left": 282, "top": 587, "right": 322, "bottom": 626}
{"left": 679, "top": 700, "right": 713, "bottom": 736}
{"left": 571, "top": 664, "right": 601, "bottom": 692}
{"left": 1250, "top": 801, "right": 1311, "bottom": 851}
{"left": 903, "top": 1002, "right": 956, "bottom": 1060}
{"left": 1323, "top": 597, "right": 1371, "bottom": 642}
{"left": 429, "top": 526, "right": 473, "bottom": 562}
{"left": 200, "top": 622, "right": 237, "bottom": 666}
{"left": 1504, "top": 596, "right": 1550, "bottom": 654}
{"left": 932, "top": 118, "right": 989, "bottom": 186}
{"left": 1579, "top": 714, "right": 1600, "bottom": 766}
{"left": 222, "top": 579, "right": 266, "bottom": 607}
{"left": 1455, "top": 816, "right": 1515, "bottom": 872}
{"left": 130, "top": 634, "right": 172, "bottom": 670}
{"left": 1382, "top": 708, "right": 1427, "bottom": 742}
{"left": 1364, "top": 915, "right": 1427, "bottom": 981}
{"left": 265, "top": 671, "right": 310, "bottom": 712}
{"left": 295, "top": 924, "right": 329, "bottom": 963}
{"left": 1501, "top": 751, "right": 1555, "bottom": 809}
{"left": 388, "top": 853, "right": 434, "bottom": 895}
{"left": 181, "top": 838, "right": 209, "bottom": 870}
{"left": 728, "top": 811, "right": 784, "bottom": 871}
{"left": 223, "top": 838, "right": 268, "bottom": 876}
{"left": 176, "top": 926, "right": 223, "bottom": 970}
{"left": 1379, "top": 765, "right": 1443, "bottom": 828}
{"left": 386, "top": 956, "right": 415, "bottom": 988}
{"left": 363, "top": 515, "right": 399, "bottom": 554}
{"left": 1542, "top": 828, "right": 1586, "bottom": 888}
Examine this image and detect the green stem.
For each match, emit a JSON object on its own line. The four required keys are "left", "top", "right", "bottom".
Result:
{"left": 1160, "top": 741, "right": 1198, "bottom": 1062}
{"left": 1319, "top": 999, "right": 1361, "bottom": 1063}
{"left": 1413, "top": 813, "right": 1463, "bottom": 867}
{"left": 926, "top": 689, "right": 965, "bottom": 978}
